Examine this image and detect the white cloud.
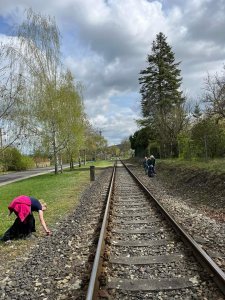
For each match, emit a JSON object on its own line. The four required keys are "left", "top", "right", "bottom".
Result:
{"left": 0, "top": 33, "right": 11, "bottom": 44}
{"left": 0, "top": 0, "right": 224, "bottom": 144}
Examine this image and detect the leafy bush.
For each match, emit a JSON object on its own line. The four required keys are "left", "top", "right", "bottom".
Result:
{"left": 1, "top": 147, "right": 35, "bottom": 171}
{"left": 178, "top": 118, "right": 225, "bottom": 160}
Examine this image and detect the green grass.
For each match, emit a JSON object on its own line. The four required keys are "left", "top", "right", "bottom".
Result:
{"left": 158, "top": 158, "right": 225, "bottom": 174}
{"left": 0, "top": 160, "right": 113, "bottom": 237}
{"left": 88, "top": 159, "right": 115, "bottom": 168}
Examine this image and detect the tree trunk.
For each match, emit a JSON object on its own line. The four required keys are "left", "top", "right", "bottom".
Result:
{"left": 53, "top": 131, "right": 58, "bottom": 174}
{"left": 60, "top": 155, "right": 63, "bottom": 173}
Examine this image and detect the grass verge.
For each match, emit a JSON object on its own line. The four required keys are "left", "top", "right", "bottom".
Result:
{"left": 157, "top": 158, "right": 225, "bottom": 174}
{"left": 0, "top": 160, "right": 114, "bottom": 237}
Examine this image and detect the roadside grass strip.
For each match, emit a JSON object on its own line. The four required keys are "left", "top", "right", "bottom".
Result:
{"left": 0, "top": 160, "right": 113, "bottom": 237}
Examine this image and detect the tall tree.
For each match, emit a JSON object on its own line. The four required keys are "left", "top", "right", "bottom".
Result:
{"left": 1, "top": 9, "right": 87, "bottom": 171}
{"left": 193, "top": 103, "right": 202, "bottom": 120}
{"left": 191, "top": 117, "right": 225, "bottom": 159}
{"left": 203, "top": 68, "right": 225, "bottom": 122}
{"left": 139, "top": 32, "right": 186, "bottom": 156}
{"left": 6, "top": 9, "right": 62, "bottom": 173}
{"left": 139, "top": 32, "right": 184, "bottom": 117}
{"left": 9, "top": 9, "right": 75, "bottom": 173}
{"left": 34, "top": 70, "right": 85, "bottom": 172}
{"left": 84, "top": 125, "right": 108, "bottom": 161}
{"left": 60, "top": 71, "right": 86, "bottom": 170}
{"left": 130, "top": 126, "right": 156, "bottom": 157}
{"left": 0, "top": 43, "right": 27, "bottom": 153}
{"left": 120, "top": 138, "right": 131, "bottom": 158}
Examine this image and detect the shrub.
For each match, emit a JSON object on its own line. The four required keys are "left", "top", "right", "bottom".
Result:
{"left": 1, "top": 147, "right": 35, "bottom": 171}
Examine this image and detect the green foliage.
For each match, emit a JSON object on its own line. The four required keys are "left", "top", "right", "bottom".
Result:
{"left": 192, "top": 103, "right": 202, "bottom": 119}
{"left": 84, "top": 125, "right": 108, "bottom": 160}
{"left": 107, "top": 145, "right": 120, "bottom": 157}
{"left": 2, "top": 147, "right": 35, "bottom": 171}
{"left": 19, "top": 155, "right": 35, "bottom": 170}
{"left": 130, "top": 126, "right": 157, "bottom": 157}
{"left": 129, "top": 130, "right": 148, "bottom": 154}
{"left": 139, "top": 32, "right": 184, "bottom": 118}
{"left": 203, "top": 68, "right": 225, "bottom": 122}
{"left": 119, "top": 138, "right": 131, "bottom": 158}
{"left": 177, "top": 132, "right": 192, "bottom": 160}
{"left": 191, "top": 118, "right": 225, "bottom": 159}
{"left": 14, "top": 10, "right": 87, "bottom": 174}
{"left": 178, "top": 118, "right": 225, "bottom": 160}
{"left": 147, "top": 141, "right": 160, "bottom": 158}
{"left": 137, "top": 32, "right": 187, "bottom": 157}
{"left": 4, "top": 148, "right": 23, "bottom": 170}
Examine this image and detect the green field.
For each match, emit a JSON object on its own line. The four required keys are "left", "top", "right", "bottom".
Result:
{"left": 0, "top": 160, "right": 114, "bottom": 238}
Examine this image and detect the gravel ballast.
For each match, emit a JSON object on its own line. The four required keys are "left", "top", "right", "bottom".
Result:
{"left": 0, "top": 161, "right": 224, "bottom": 299}
{"left": 0, "top": 168, "right": 112, "bottom": 300}
{"left": 128, "top": 162, "right": 225, "bottom": 275}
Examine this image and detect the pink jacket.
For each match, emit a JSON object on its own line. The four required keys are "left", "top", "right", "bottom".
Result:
{"left": 8, "top": 195, "right": 31, "bottom": 222}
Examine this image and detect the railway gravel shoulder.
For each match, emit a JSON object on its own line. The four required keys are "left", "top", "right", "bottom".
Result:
{"left": 0, "top": 168, "right": 112, "bottom": 300}
{"left": 94, "top": 163, "right": 224, "bottom": 299}
{"left": 128, "top": 162, "right": 225, "bottom": 274}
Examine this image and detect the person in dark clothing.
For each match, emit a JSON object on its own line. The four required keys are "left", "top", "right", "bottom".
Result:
{"left": 147, "top": 155, "right": 156, "bottom": 177}
{"left": 149, "top": 155, "right": 156, "bottom": 174}
{"left": 1, "top": 195, "right": 51, "bottom": 242}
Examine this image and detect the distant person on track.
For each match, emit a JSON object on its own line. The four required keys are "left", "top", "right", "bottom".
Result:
{"left": 143, "top": 156, "right": 148, "bottom": 174}
{"left": 147, "top": 155, "right": 156, "bottom": 177}
{"left": 1, "top": 195, "right": 51, "bottom": 242}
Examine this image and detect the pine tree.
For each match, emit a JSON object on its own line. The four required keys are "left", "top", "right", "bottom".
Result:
{"left": 139, "top": 32, "right": 184, "bottom": 119}
{"left": 193, "top": 103, "right": 202, "bottom": 120}
{"left": 138, "top": 32, "right": 186, "bottom": 157}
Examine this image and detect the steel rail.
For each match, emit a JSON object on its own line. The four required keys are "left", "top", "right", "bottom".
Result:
{"left": 86, "top": 162, "right": 116, "bottom": 300}
{"left": 122, "top": 160, "right": 225, "bottom": 295}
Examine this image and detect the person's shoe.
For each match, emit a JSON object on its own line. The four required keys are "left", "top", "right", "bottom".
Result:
{"left": 4, "top": 240, "right": 12, "bottom": 244}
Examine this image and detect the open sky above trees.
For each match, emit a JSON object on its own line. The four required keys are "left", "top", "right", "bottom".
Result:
{"left": 0, "top": 0, "right": 224, "bottom": 145}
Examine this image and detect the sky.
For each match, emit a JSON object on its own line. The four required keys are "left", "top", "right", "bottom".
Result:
{"left": 0, "top": 0, "right": 224, "bottom": 145}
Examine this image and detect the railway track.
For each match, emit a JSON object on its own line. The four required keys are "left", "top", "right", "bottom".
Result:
{"left": 86, "top": 161, "right": 225, "bottom": 299}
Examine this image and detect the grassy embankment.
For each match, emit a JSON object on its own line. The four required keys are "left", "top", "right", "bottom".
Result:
{"left": 157, "top": 158, "right": 225, "bottom": 174}
{"left": 0, "top": 160, "right": 114, "bottom": 238}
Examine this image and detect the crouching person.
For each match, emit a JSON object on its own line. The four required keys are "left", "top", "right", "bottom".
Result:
{"left": 147, "top": 164, "right": 154, "bottom": 177}
{"left": 147, "top": 155, "right": 156, "bottom": 177}
{"left": 1, "top": 195, "right": 51, "bottom": 242}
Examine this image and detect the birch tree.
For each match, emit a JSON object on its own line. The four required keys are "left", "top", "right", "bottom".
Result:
{"left": 57, "top": 71, "right": 86, "bottom": 170}
{"left": 16, "top": 9, "right": 62, "bottom": 172}
{"left": 0, "top": 43, "right": 27, "bottom": 154}
{"left": 5, "top": 9, "right": 87, "bottom": 172}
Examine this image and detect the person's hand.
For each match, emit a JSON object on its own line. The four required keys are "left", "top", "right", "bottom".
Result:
{"left": 46, "top": 230, "right": 51, "bottom": 236}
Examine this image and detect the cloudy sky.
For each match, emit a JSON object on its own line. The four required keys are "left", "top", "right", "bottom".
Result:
{"left": 0, "top": 0, "right": 224, "bottom": 145}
